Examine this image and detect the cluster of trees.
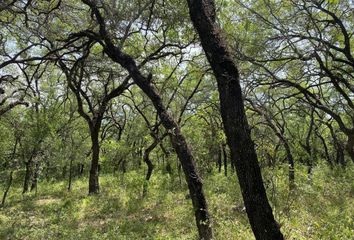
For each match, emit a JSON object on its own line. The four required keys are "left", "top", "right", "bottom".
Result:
{"left": 0, "top": 0, "right": 352, "bottom": 239}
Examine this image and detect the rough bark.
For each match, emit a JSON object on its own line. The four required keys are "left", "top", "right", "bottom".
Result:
{"left": 89, "top": 126, "right": 100, "bottom": 194}
{"left": 186, "top": 0, "right": 283, "bottom": 239}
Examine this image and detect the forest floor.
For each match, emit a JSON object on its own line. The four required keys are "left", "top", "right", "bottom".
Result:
{"left": 0, "top": 164, "right": 353, "bottom": 240}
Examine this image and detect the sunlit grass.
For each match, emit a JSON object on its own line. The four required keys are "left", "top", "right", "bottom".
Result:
{"left": 0, "top": 164, "right": 353, "bottom": 239}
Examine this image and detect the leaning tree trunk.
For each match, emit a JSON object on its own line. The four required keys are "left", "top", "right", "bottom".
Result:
{"left": 1, "top": 171, "right": 13, "bottom": 207}
{"left": 82, "top": 2, "right": 214, "bottom": 236}
{"left": 186, "top": 1, "right": 283, "bottom": 239}
{"left": 106, "top": 43, "right": 213, "bottom": 240}
{"left": 114, "top": 69, "right": 213, "bottom": 239}
{"left": 2, "top": 137, "right": 19, "bottom": 205}
{"left": 88, "top": 126, "right": 100, "bottom": 194}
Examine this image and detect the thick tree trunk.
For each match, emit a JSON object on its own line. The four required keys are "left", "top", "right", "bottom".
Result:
{"left": 186, "top": 1, "right": 283, "bottom": 239}
{"left": 89, "top": 127, "right": 100, "bottom": 194}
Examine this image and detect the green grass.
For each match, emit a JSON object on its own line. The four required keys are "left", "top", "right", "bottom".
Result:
{"left": 0, "top": 165, "right": 353, "bottom": 239}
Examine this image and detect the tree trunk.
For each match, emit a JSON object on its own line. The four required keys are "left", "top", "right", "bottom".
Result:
{"left": 23, "top": 160, "right": 32, "bottom": 194}
{"left": 142, "top": 140, "right": 157, "bottom": 197}
{"left": 316, "top": 131, "right": 332, "bottom": 167}
{"left": 30, "top": 163, "right": 39, "bottom": 193}
{"left": 346, "top": 134, "right": 354, "bottom": 163}
{"left": 283, "top": 142, "right": 295, "bottom": 190}
{"left": 107, "top": 63, "right": 214, "bottom": 238}
{"left": 130, "top": 81, "right": 213, "bottom": 238}
{"left": 336, "top": 143, "right": 346, "bottom": 167}
{"left": 217, "top": 145, "right": 222, "bottom": 173}
{"left": 1, "top": 171, "right": 13, "bottom": 207}
{"left": 222, "top": 144, "right": 227, "bottom": 177}
{"left": 186, "top": 1, "right": 283, "bottom": 239}
{"left": 2, "top": 137, "right": 19, "bottom": 205}
{"left": 68, "top": 154, "right": 74, "bottom": 191}
{"left": 326, "top": 122, "right": 346, "bottom": 167}
{"left": 88, "top": 127, "right": 100, "bottom": 194}
{"left": 91, "top": 5, "right": 214, "bottom": 236}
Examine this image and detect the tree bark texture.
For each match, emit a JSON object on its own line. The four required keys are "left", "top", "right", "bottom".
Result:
{"left": 89, "top": 126, "right": 100, "bottom": 194}
{"left": 186, "top": 0, "right": 284, "bottom": 239}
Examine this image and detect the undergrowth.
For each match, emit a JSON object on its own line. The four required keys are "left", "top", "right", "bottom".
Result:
{"left": 0, "top": 164, "right": 353, "bottom": 239}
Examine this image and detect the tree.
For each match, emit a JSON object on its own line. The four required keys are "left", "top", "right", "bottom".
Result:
{"left": 186, "top": 0, "right": 284, "bottom": 239}
{"left": 234, "top": 0, "right": 354, "bottom": 162}
{"left": 57, "top": 0, "right": 214, "bottom": 238}
{"left": 58, "top": 48, "right": 130, "bottom": 194}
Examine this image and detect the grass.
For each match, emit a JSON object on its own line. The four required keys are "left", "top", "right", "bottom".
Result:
{"left": 0, "top": 164, "right": 353, "bottom": 239}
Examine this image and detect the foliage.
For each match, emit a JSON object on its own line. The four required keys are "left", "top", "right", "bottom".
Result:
{"left": 1, "top": 165, "right": 353, "bottom": 239}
